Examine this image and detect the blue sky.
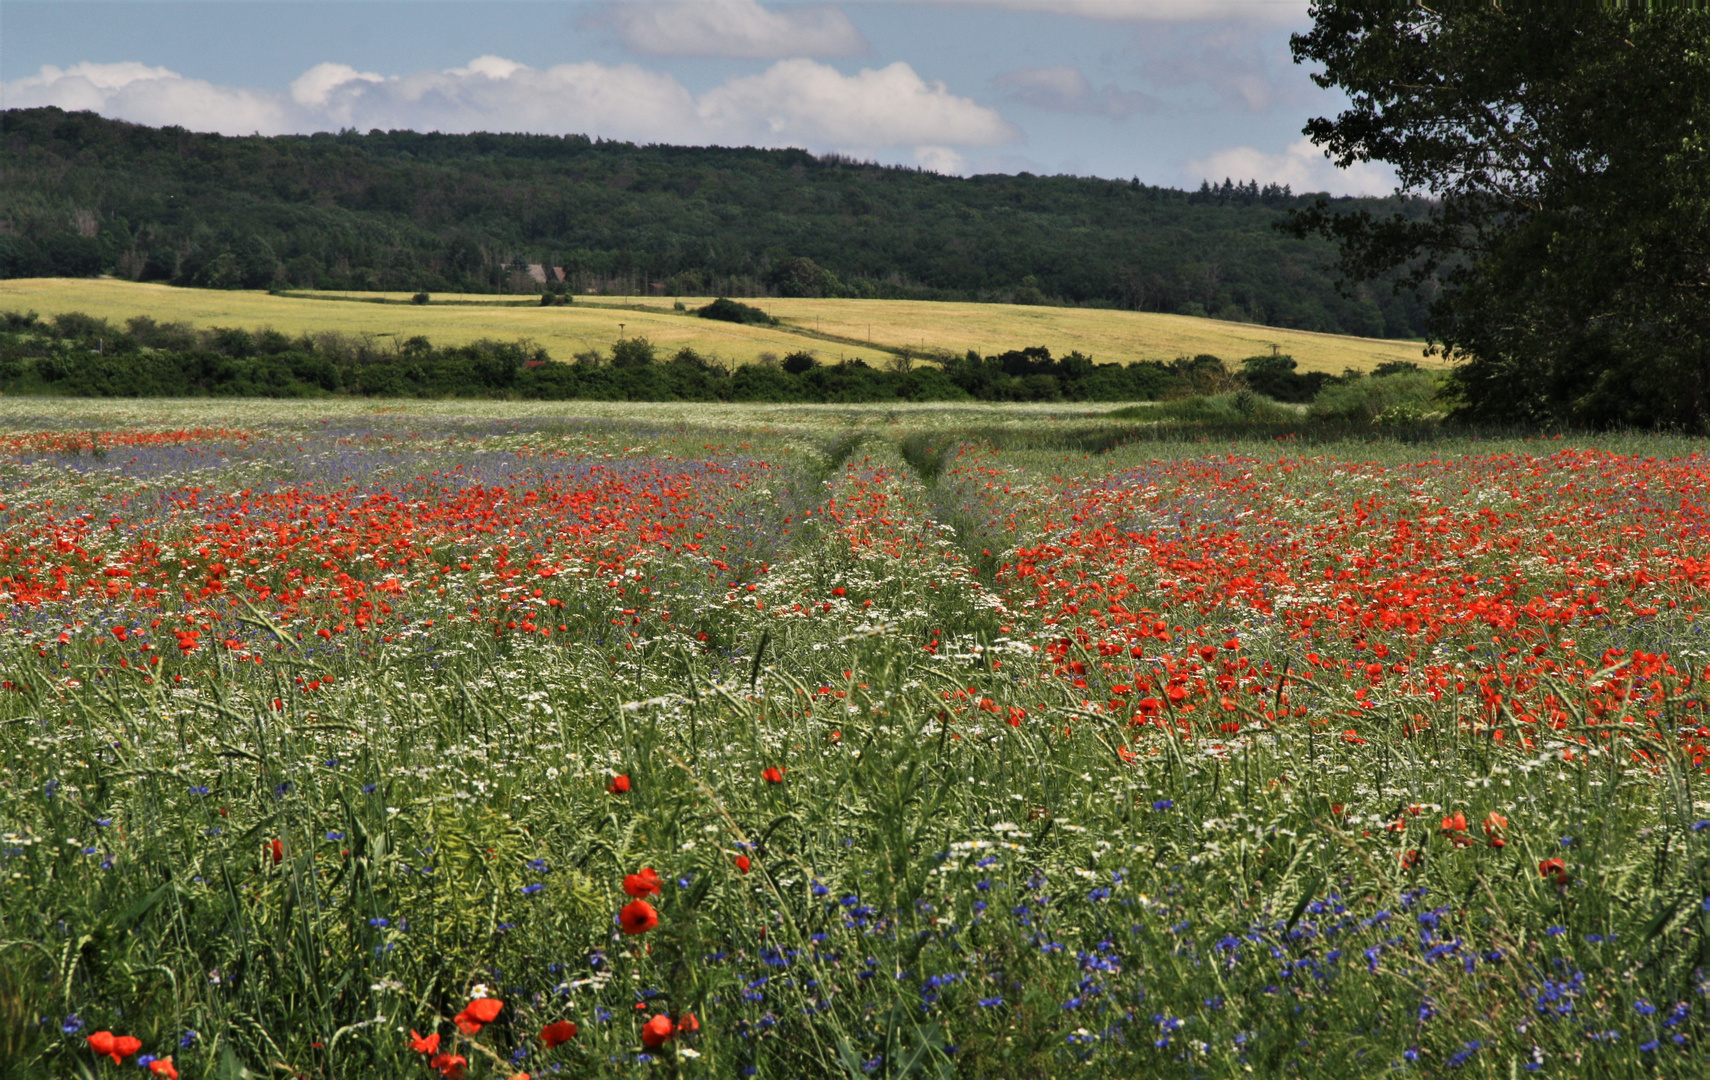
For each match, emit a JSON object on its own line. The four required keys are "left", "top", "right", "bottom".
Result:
{"left": 1, "top": 1, "right": 1395, "bottom": 194}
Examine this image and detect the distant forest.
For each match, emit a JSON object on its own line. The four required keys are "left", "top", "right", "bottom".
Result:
{"left": 0, "top": 107, "right": 1434, "bottom": 339}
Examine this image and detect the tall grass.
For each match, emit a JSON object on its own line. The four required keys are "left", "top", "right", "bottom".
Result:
{"left": 0, "top": 406, "right": 1705, "bottom": 1078}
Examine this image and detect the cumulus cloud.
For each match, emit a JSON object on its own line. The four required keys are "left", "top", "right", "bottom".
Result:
{"left": 594, "top": 0, "right": 865, "bottom": 58}
{"left": 898, "top": 0, "right": 1308, "bottom": 22}
{"left": 1185, "top": 136, "right": 1396, "bottom": 197}
{"left": 2, "top": 56, "right": 1013, "bottom": 165}
{"left": 993, "top": 65, "right": 1156, "bottom": 117}
{"left": 702, "top": 59, "right": 1014, "bottom": 147}
{"left": 3, "top": 61, "right": 290, "bottom": 133}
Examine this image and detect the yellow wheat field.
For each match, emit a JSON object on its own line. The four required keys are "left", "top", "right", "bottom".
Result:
{"left": 0, "top": 279, "right": 1438, "bottom": 374}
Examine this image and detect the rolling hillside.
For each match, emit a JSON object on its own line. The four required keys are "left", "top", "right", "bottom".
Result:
{"left": 1, "top": 108, "right": 1436, "bottom": 342}
{"left": 0, "top": 278, "right": 1435, "bottom": 374}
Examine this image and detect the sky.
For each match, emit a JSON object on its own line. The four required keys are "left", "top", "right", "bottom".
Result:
{"left": 0, "top": 0, "right": 1396, "bottom": 195}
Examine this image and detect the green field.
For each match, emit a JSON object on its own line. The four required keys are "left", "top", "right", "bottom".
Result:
{"left": 0, "top": 278, "right": 1436, "bottom": 374}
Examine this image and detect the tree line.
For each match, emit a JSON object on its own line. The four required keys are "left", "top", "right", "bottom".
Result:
{"left": 0, "top": 108, "right": 1432, "bottom": 340}
{"left": 0, "top": 309, "right": 1419, "bottom": 407}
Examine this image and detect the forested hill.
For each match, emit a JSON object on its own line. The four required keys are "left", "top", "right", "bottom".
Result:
{"left": 0, "top": 107, "right": 1432, "bottom": 338}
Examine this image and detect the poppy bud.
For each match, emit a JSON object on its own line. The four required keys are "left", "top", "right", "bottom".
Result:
{"left": 640, "top": 1014, "right": 675, "bottom": 1048}
{"left": 620, "top": 899, "right": 660, "bottom": 935}
{"left": 539, "top": 1020, "right": 577, "bottom": 1048}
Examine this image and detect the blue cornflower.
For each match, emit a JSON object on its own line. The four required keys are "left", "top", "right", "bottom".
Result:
{"left": 325, "top": 831, "right": 344, "bottom": 841}
{"left": 189, "top": 786, "right": 210, "bottom": 796}
{"left": 1640, "top": 1040, "right": 1660, "bottom": 1052}
{"left": 95, "top": 818, "right": 112, "bottom": 827}
{"left": 61, "top": 1015, "right": 82, "bottom": 1034}
{"left": 361, "top": 783, "right": 377, "bottom": 794}
{"left": 528, "top": 858, "right": 549, "bottom": 872}
{"left": 1152, "top": 799, "right": 1175, "bottom": 811}
{"left": 978, "top": 997, "right": 1003, "bottom": 1007}
{"left": 522, "top": 883, "right": 544, "bottom": 895}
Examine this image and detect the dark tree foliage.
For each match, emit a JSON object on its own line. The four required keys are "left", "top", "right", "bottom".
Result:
{"left": 0, "top": 108, "right": 1431, "bottom": 338}
{"left": 1290, "top": 3, "right": 1710, "bottom": 427}
{"left": 696, "top": 298, "right": 776, "bottom": 326}
{"left": 1, "top": 309, "right": 1335, "bottom": 404}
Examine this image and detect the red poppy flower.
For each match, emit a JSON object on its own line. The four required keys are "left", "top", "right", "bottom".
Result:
{"left": 430, "top": 1052, "right": 468, "bottom": 1079}
{"left": 762, "top": 767, "right": 785, "bottom": 784}
{"left": 1400, "top": 849, "right": 1421, "bottom": 869}
{"left": 539, "top": 1020, "right": 578, "bottom": 1048}
{"left": 149, "top": 1058, "right": 179, "bottom": 1079}
{"left": 1539, "top": 858, "right": 1569, "bottom": 887}
{"left": 677, "top": 1012, "right": 699, "bottom": 1034}
{"left": 620, "top": 899, "right": 660, "bottom": 935}
{"left": 1482, "top": 813, "right": 1508, "bottom": 847}
{"left": 453, "top": 996, "right": 503, "bottom": 1035}
{"left": 641, "top": 1014, "right": 675, "bottom": 1048}
{"left": 1435, "top": 811, "right": 1470, "bottom": 845}
{"left": 87, "top": 1032, "right": 123, "bottom": 1064}
{"left": 623, "top": 867, "right": 662, "bottom": 898}
{"left": 270, "top": 838, "right": 284, "bottom": 865}
{"left": 110, "top": 1035, "right": 142, "bottom": 1062}
{"left": 607, "top": 774, "right": 631, "bottom": 794}
{"left": 410, "top": 1030, "right": 440, "bottom": 1055}
{"left": 734, "top": 855, "right": 751, "bottom": 874}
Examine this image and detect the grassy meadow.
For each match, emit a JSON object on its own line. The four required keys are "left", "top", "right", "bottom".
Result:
{"left": 0, "top": 279, "right": 1434, "bottom": 374}
{"left": 1, "top": 399, "right": 1705, "bottom": 1080}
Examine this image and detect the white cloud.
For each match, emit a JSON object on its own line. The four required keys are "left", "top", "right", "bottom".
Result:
{"left": 596, "top": 0, "right": 866, "bottom": 58}
{"left": 913, "top": 145, "right": 967, "bottom": 174}
{"left": 897, "top": 1, "right": 1308, "bottom": 22}
{"left": 1185, "top": 136, "right": 1396, "bottom": 197}
{"left": 290, "top": 63, "right": 384, "bottom": 107}
{"left": 701, "top": 59, "right": 1014, "bottom": 146}
{"left": 2, "top": 55, "right": 1013, "bottom": 158}
{"left": 2, "top": 61, "right": 290, "bottom": 133}
{"left": 993, "top": 65, "right": 1155, "bottom": 117}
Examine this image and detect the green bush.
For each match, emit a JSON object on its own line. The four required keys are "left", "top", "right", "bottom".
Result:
{"left": 696, "top": 298, "right": 776, "bottom": 326}
{"left": 1308, "top": 370, "right": 1441, "bottom": 423}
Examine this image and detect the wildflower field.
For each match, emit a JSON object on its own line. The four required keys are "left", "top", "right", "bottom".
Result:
{"left": 2, "top": 399, "right": 1708, "bottom": 1079}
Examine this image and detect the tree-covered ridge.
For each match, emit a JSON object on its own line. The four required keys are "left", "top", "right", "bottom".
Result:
{"left": 0, "top": 108, "right": 1433, "bottom": 339}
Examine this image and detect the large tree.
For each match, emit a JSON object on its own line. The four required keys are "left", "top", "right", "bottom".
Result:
{"left": 1290, "top": 3, "right": 1710, "bottom": 427}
